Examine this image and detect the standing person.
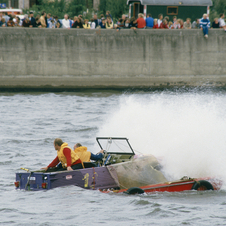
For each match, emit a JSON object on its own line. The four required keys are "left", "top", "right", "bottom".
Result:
{"left": 29, "top": 11, "right": 36, "bottom": 27}
{"left": 54, "top": 16, "right": 62, "bottom": 28}
{"left": 62, "top": 14, "right": 70, "bottom": 29}
{"left": 152, "top": 18, "right": 159, "bottom": 29}
{"left": 129, "top": 16, "right": 137, "bottom": 29}
{"left": 183, "top": 18, "right": 191, "bottom": 29}
{"left": 218, "top": 13, "right": 226, "bottom": 31}
{"left": 46, "top": 13, "right": 52, "bottom": 28}
{"left": 211, "top": 18, "right": 220, "bottom": 28}
{"left": 43, "top": 138, "right": 83, "bottom": 171}
{"left": 146, "top": 14, "right": 154, "bottom": 28}
{"left": 159, "top": 19, "right": 169, "bottom": 29}
{"left": 106, "top": 17, "right": 113, "bottom": 29}
{"left": 200, "top": 14, "right": 210, "bottom": 38}
{"left": 3, "top": 12, "right": 10, "bottom": 23}
{"left": 157, "top": 14, "right": 163, "bottom": 27}
{"left": 83, "top": 19, "right": 90, "bottom": 29}
{"left": 72, "top": 18, "right": 83, "bottom": 28}
{"left": 192, "top": 18, "right": 200, "bottom": 29}
{"left": 7, "top": 16, "right": 15, "bottom": 27}
{"left": 137, "top": 13, "right": 146, "bottom": 28}
{"left": 90, "top": 18, "right": 96, "bottom": 29}
{"left": 34, "top": 16, "right": 42, "bottom": 28}
{"left": 93, "top": 14, "right": 98, "bottom": 28}
{"left": 40, "top": 11, "right": 47, "bottom": 28}
{"left": 22, "top": 17, "right": 31, "bottom": 27}
{"left": 100, "top": 19, "right": 106, "bottom": 28}
{"left": 179, "top": 19, "right": 184, "bottom": 29}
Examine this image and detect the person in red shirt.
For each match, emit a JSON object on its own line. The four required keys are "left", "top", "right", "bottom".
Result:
{"left": 159, "top": 19, "right": 169, "bottom": 29}
{"left": 43, "top": 138, "right": 83, "bottom": 172}
{"left": 137, "top": 13, "right": 146, "bottom": 29}
{"left": 153, "top": 19, "right": 159, "bottom": 29}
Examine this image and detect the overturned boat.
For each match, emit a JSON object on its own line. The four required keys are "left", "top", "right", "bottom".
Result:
{"left": 15, "top": 137, "right": 222, "bottom": 193}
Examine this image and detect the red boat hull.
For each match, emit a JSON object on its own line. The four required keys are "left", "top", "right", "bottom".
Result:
{"left": 100, "top": 177, "right": 222, "bottom": 194}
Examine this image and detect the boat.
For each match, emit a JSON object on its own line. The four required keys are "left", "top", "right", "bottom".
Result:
{"left": 15, "top": 137, "right": 222, "bottom": 193}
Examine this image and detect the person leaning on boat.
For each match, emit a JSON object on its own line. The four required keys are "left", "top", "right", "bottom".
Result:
{"left": 43, "top": 138, "right": 83, "bottom": 171}
{"left": 74, "top": 143, "right": 104, "bottom": 162}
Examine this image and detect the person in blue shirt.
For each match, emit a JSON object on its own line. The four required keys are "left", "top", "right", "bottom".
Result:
{"left": 146, "top": 14, "right": 154, "bottom": 28}
{"left": 200, "top": 14, "right": 210, "bottom": 38}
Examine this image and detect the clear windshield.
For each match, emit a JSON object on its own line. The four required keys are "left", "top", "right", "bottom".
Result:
{"left": 96, "top": 137, "right": 134, "bottom": 155}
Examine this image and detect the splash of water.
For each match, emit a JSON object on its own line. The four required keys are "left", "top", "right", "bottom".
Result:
{"left": 98, "top": 91, "right": 226, "bottom": 187}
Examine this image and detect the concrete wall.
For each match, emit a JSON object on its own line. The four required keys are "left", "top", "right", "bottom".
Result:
{"left": 0, "top": 28, "right": 226, "bottom": 90}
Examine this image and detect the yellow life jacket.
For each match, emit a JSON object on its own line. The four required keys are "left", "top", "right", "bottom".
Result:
{"left": 57, "top": 143, "right": 80, "bottom": 168}
{"left": 74, "top": 146, "right": 91, "bottom": 162}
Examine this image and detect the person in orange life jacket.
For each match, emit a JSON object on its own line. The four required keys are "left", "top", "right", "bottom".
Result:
{"left": 74, "top": 143, "right": 104, "bottom": 162}
{"left": 43, "top": 138, "right": 83, "bottom": 171}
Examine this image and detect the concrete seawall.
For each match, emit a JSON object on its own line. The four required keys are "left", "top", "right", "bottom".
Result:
{"left": 0, "top": 28, "right": 226, "bottom": 90}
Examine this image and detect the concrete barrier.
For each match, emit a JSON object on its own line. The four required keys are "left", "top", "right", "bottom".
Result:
{"left": 0, "top": 28, "right": 226, "bottom": 90}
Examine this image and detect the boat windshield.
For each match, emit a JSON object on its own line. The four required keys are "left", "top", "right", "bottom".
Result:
{"left": 96, "top": 137, "right": 135, "bottom": 155}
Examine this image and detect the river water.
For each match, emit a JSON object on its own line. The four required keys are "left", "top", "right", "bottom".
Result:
{"left": 1, "top": 89, "right": 226, "bottom": 225}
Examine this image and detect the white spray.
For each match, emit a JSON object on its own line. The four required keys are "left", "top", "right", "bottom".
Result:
{"left": 98, "top": 92, "right": 226, "bottom": 187}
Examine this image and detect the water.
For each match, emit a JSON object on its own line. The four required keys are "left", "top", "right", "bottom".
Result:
{"left": 1, "top": 89, "right": 226, "bottom": 225}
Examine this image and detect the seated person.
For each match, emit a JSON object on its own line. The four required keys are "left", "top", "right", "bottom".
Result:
{"left": 43, "top": 138, "right": 83, "bottom": 172}
{"left": 74, "top": 143, "right": 104, "bottom": 162}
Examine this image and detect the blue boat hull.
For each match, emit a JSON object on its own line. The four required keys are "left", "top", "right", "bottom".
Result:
{"left": 15, "top": 166, "right": 119, "bottom": 191}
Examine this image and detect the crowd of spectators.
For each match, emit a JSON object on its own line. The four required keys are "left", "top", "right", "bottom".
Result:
{"left": 0, "top": 10, "right": 226, "bottom": 38}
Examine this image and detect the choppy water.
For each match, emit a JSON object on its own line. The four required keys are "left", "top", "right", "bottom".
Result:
{"left": 1, "top": 89, "right": 226, "bottom": 225}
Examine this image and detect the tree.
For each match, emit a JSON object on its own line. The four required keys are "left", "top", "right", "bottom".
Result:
{"left": 210, "top": 0, "right": 226, "bottom": 21}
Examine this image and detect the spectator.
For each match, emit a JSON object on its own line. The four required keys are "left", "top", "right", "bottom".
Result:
{"left": 47, "top": 13, "right": 53, "bottom": 28}
{"left": 93, "top": 14, "right": 98, "bottom": 27}
{"left": 3, "top": 12, "right": 10, "bottom": 23}
{"left": 129, "top": 17, "right": 137, "bottom": 29}
{"left": 179, "top": 19, "right": 184, "bottom": 29}
{"left": 192, "top": 18, "right": 200, "bottom": 29}
{"left": 78, "top": 15, "right": 84, "bottom": 24}
{"left": 90, "top": 18, "right": 96, "bottom": 29}
{"left": 14, "top": 16, "right": 21, "bottom": 27}
{"left": 22, "top": 17, "right": 31, "bottom": 27}
{"left": 72, "top": 16, "right": 78, "bottom": 26}
{"left": 106, "top": 11, "right": 113, "bottom": 20}
{"left": 0, "top": 18, "right": 6, "bottom": 27}
{"left": 212, "top": 18, "right": 220, "bottom": 28}
{"left": 72, "top": 18, "right": 83, "bottom": 28}
{"left": 164, "top": 16, "right": 169, "bottom": 23}
{"left": 121, "top": 14, "right": 127, "bottom": 26}
{"left": 219, "top": 13, "right": 226, "bottom": 31}
{"left": 62, "top": 14, "right": 70, "bottom": 29}
{"left": 159, "top": 19, "right": 169, "bottom": 29}
{"left": 153, "top": 18, "right": 158, "bottom": 29}
{"left": 184, "top": 18, "right": 191, "bottom": 29}
{"left": 106, "top": 17, "right": 113, "bottom": 29}
{"left": 200, "top": 14, "right": 210, "bottom": 38}
{"left": 54, "top": 16, "right": 62, "bottom": 28}
{"left": 29, "top": 11, "right": 36, "bottom": 27}
{"left": 172, "top": 19, "right": 180, "bottom": 29}
{"left": 146, "top": 14, "right": 154, "bottom": 28}
{"left": 34, "top": 16, "right": 42, "bottom": 28}
{"left": 100, "top": 19, "right": 106, "bottom": 28}
{"left": 40, "top": 11, "right": 47, "bottom": 28}
{"left": 117, "top": 18, "right": 125, "bottom": 28}
{"left": 7, "top": 16, "right": 15, "bottom": 27}
{"left": 172, "top": 16, "right": 177, "bottom": 24}
{"left": 168, "top": 21, "right": 173, "bottom": 29}
{"left": 157, "top": 14, "right": 163, "bottom": 27}
{"left": 137, "top": 13, "right": 146, "bottom": 28}
{"left": 56, "top": 22, "right": 61, "bottom": 28}
{"left": 124, "top": 19, "right": 131, "bottom": 29}
{"left": 98, "top": 14, "right": 105, "bottom": 26}
{"left": 83, "top": 19, "right": 90, "bottom": 29}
